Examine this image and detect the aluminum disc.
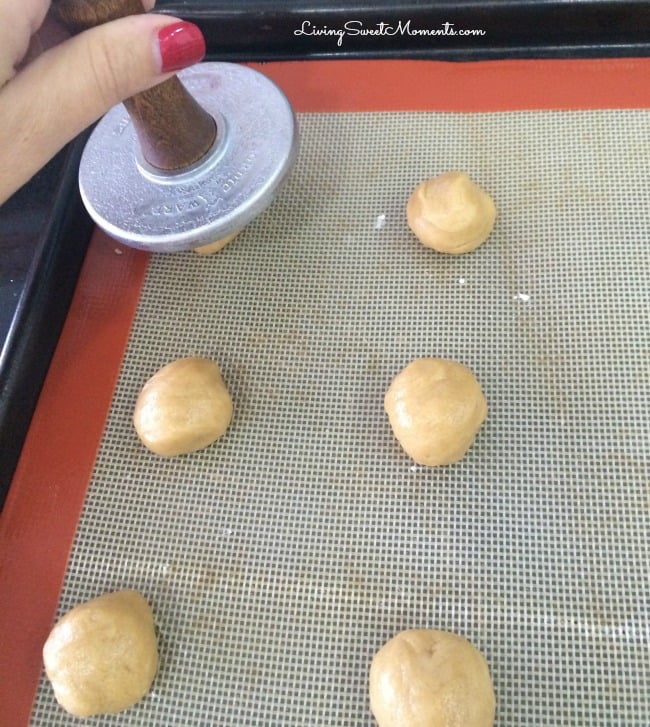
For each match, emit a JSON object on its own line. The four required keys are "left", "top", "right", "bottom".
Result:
{"left": 78, "top": 63, "right": 299, "bottom": 252}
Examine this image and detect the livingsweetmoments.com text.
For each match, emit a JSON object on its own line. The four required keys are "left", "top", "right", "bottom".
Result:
{"left": 294, "top": 20, "right": 487, "bottom": 47}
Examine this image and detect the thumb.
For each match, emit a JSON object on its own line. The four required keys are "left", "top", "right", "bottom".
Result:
{"left": 0, "top": 15, "right": 205, "bottom": 203}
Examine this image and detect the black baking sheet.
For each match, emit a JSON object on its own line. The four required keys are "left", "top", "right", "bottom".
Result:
{"left": 159, "top": 0, "right": 650, "bottom": 60}
{"left": 0, "top": 136, "right": 92, "bottom": 509}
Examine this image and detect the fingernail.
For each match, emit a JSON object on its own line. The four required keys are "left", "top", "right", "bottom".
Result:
{"left": 158, "top": 21, "right": 206, "bottom": 73}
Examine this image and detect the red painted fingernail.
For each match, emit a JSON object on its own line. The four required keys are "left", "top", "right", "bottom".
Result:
{"left": 158, "top": 21, "right": 206, "bottom": 73}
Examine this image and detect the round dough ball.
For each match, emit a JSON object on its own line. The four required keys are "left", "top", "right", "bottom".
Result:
{"left": 194, "top": 230, "right": 241, "bottom": 255}
{"left": 384, "top": 358, "right": 487, "bottom": 466}
{"left": 406, "top": 171, "right": 496, "bottom": 254}
{"left": 43, "top": 590, "right": 159, "bottom": 718}
{"left": 133, "top": 356, "right": 233, "bottom": 457}
{"left": 369, "top": 629, "right": 495, "bottom": 727}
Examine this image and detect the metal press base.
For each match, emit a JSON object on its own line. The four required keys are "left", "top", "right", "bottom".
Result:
{"left": 78, "top": 63, "right": 299, "bottom": 252}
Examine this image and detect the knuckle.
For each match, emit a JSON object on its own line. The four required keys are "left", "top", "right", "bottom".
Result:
{"left": 83, "top": 32, "right": 139, "bottom": 109}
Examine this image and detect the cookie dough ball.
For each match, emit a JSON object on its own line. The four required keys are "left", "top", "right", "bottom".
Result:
{"left": 133, "top": 356, "right": 233, "bottom": 457}
{"left": 369, "top": 629, "right": 495, "bottom": 727}
{"left": 194, "top": 230, "right": 240, "bottom": 255}
{"left": 384, "top": 358, "right": 487, "bottom": 466}
{"left": 43, "top": 590, "right": 158, "bottom": 718}
{"left": 406, "top": 171, "right": 496, "bottom": 254}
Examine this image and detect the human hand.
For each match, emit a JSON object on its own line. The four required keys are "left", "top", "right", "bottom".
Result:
{"left": 0, "top": 0, "right": 206, "bottom": 204}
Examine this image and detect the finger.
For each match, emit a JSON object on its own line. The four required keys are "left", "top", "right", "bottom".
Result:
{"left": 19, "top": 12, "right": 70, "bottom": 70}
{"left": 0, "top": 0, "right": 51, "bottom": 84}
{"left": 19, "top": 1, "right": 157, "bottom": 70}
{"left": 0, "top": 14, "right": 205, "bottom": 203}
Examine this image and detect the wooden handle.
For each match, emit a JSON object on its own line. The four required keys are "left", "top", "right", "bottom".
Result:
{"left": 54, "top": 0, "right": 216, "bottom": 171}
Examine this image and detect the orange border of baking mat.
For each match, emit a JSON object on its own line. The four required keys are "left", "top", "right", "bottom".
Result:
{"left": 1, "top": 58, "right": 649, "bottom": 725}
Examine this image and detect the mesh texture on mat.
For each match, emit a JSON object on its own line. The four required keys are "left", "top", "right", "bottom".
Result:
{"left": 32, "top": 110, "right": 649, "bottom": 726}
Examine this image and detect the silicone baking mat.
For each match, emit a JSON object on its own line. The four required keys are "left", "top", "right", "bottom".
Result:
{"left": 26, "top": 105, "right": 649, "bottom": 725}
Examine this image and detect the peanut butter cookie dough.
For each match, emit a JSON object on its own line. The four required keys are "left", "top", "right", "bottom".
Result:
{"left": 194, "top": 230, "right": 240, "bottom": 255}
{"left": 133, "top": 356, "right": 233, "bottom": 457}
{"left": 369, "top": 629, "right": 495, "bottom": 727}
{"left": 43, "top": 590, "right": 159, "bottom": 718}
{"left": 384, "top": 358, "right": 487, "bottom": 466}
{"left": 406, "top": 171, "right": 496, "bottom": 254}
